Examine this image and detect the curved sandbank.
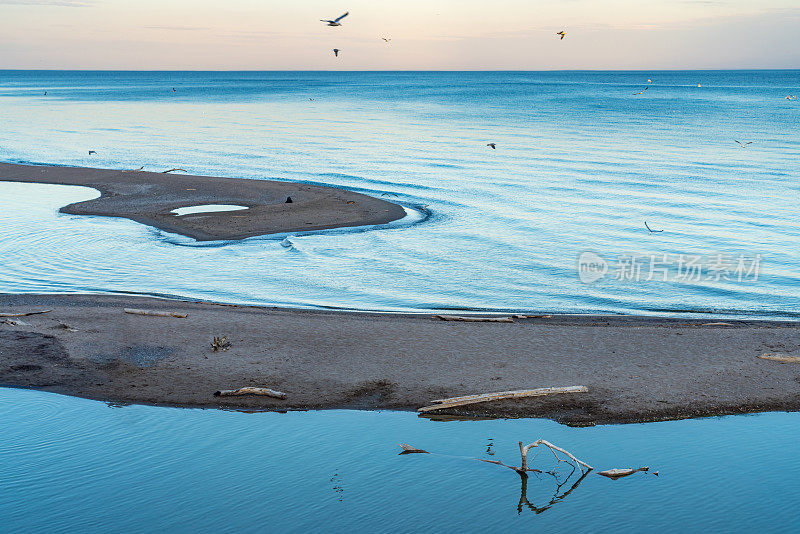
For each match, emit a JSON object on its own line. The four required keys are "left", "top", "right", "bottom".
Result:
{"left": 0, "top": 162, "right": 406, "bottom": 241}
{"left": 1, "top": 294, "right": 799, "bottom": 426}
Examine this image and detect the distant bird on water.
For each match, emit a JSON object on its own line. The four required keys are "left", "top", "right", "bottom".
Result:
{"left": 633, "top": 86, "right": 648, "bottom": 95}
{"left": 487, "top": 143, "right": 496, "bottom": 149}
{"left": 556, "top": 31, "right": 566, "bottom": 40}
{"left": 333, "top": 48, "right": 340, "bottom": 57}
{"left": 644, "top": 221, "right": 663, "bottom": 234}
{"left": 172, "top": 87, "right": 176, "bottom": 92}
{"left": 44, "top": 91, "right": 47, "bottom": 96}
{"left": 734, "top": 140, "right": 753, "bottom": 148}
{"left": 88, "top": 150, "right": 97, "bottom": 155}
{"left": 320, "top": 12, "right": 348, "bottom": 26}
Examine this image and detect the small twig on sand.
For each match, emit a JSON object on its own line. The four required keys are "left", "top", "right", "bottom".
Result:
{"left": 124, "top": 308, "right": 188, "bottom": 318}
{"left": 211, "top": 335, "right": 231, "bottom": 352}
{"left": 597, "top": 467, "right": 649, "bottom": 479}
{"left": 1, "top": 318, "right": 29, "bottom": 326}
{"left": 213, "top": 387, "right": 287, "bottom": 399}
{"left": 418, "top": 386, "right": 588, "bottom": 413}
{"left": 0, "top": 310, "right": 52, "bottom": 317}
{"left": 162, "top": 168, "right": 188, "bottom": 174}
{"left": 432, "top": 315, "right": 514, "bottom": 323}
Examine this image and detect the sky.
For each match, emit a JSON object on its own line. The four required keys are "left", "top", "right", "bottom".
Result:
{"left": 0, "top": 0, "right": 798, "bottom": 70}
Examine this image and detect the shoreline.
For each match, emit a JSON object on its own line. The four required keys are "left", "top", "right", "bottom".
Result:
{"left": 0, "top": 162, "right": 406, "bottom": 241}
{"left": 1, "top": 293, "right": 798, "bottom": 425}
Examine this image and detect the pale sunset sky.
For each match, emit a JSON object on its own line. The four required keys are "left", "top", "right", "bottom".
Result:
{"left": 1, "top": 0, "right": 798, "bottom": 70}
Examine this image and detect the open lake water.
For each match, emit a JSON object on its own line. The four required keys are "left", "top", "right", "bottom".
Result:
{"left": 0, "top": 70, "right": 798, "bottom": 316}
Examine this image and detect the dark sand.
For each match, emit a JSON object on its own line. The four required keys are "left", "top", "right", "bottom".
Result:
{"left": 2, "top": 294, "right": 798, "bottom": 425}
{"left": 0, "top": 162, "right": 406, "bottom": 241}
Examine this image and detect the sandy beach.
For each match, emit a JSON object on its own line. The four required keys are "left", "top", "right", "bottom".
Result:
{"left": 2, "top": 293, "right": 798, "bottom": 425}
{"left": 0, "top": 162, "right": 406, "bottom": 241}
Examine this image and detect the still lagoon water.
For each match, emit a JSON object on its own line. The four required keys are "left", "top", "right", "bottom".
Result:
{"left": 0, "top": 70, "right": 799, "bottom": 317}
{"left": 1, "top": 387, "right": 799, "bottom": 533}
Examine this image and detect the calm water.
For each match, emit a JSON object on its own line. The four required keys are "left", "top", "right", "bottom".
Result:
{"left": 0, "top": 70, "right": 799, "bottom": 316}
{"left": 1, "top": 387, "right": 798, "bottom": 532}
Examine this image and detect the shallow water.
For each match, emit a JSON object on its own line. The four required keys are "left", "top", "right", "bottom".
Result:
{"left": 0, "top": 70, "right": 799, "bottom": 316}
{"left": 0, "top": 387, "right": 798, "bottom": 532}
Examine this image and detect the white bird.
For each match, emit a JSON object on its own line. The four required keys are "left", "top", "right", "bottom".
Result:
{"left": 320, "top": 12, "right": 349, "bottom": 26}
{"left": 644, "top": 221, "right": 663, "bottom": 234}
{"left": 381, "top": 37, "right": 391, "bottom": 43}
{"left": 734, "top": 140, "right": 753, "bottom": 148}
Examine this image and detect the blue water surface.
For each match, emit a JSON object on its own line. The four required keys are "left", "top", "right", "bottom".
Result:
{"left": 1, "top": 387, "right": 798, "bottom": 533}
{"left": 0, "top": 70, "right": 798, "bottom": 317}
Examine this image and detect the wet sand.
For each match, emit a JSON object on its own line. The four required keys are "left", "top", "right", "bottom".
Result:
{"left": 0, "top": 162, "right": 406, "bottom": 241}
{"left": 1, "top": 294, "right": 798, "bottom": 425}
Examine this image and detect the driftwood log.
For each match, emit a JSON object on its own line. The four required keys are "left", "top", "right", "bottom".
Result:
{"left": 124, "top": 308, "right": 188, "bottom": 318}
{"left": 0, "top": 310, "right": 52, "bottom": 317}
{"left": 161, "top": 168, "right": 188, "bottom": 174}
{"left": 213, "top": 387, "right": 287, "bottom": 399}
{"left": 432, "top": 315, "right": 514, "bottom": 323}
{"left": 759, "top": 353, "right": 800, "bottom": 364}
{"left": 398, "top": 443, "right": 429, "bottom": 454}
{"left": 597, "top": 467, "right": 649, "bottom": 479}
{"left": 418, "top": 386, "right": 588, "bottom": 413}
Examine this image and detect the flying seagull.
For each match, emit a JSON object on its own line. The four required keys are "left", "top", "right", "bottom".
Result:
{"left": 786, "top": 95, "right": 797, "bottom": 100}
{"left": 321, "top": 12, "right": 349, "bottom": 26}
{"left": 333, "top": 48, "right": 340, "bottom": 57}
{"left": 633, "top": 86, "right": 648, "bottom": 95}
{"left": 381, "top": 37, "right": 391, "bottom": 43}
{"left": 88, "top": 150, "right": 97, "bottom": 155}
{"left": 734, "top": 140, "right": 753, "bottom": 148}
{"left": 556, "top": 31, "right": 566, "bottom": 40}
{"left": 487, "top": 143, "right": 496, "bottom": 149}
{"left": 647, "top": 78, "right": 652, "bottom": 83}
{"left": 644, "top": 221, "right": 663, "bottom": 234}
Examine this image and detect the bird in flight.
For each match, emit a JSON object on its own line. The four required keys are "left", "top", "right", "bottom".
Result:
{"left": 633, "top": 86, "right": 648, "bottom": 95}
{"left": 321, "top": 12, "right": 349, "bottom": 26}
{"left": 88, "top": 150, "right": 97, "bottom": 155}
{"left": 556, "top": 31, "right": 566, "bottom": 40}
{"left": 734, "top": 140, "right": 753, "bottom": 148}
{"left": 381, "top": 37, "right": 391, "bottom": 43}
{"left": 647, "top": 78, "right": 652, "bottom": 83}
{"left": 333, "top": 49, "right": 340, "bottom": 57}
{"left": 487, "top": 143, "right": 496, "bottom": 149}
{"left": 644, "top": 221, "right": 663, "bottom": 234}
{"left": 786, "top": 95, "right": 797, "bottom": 100}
